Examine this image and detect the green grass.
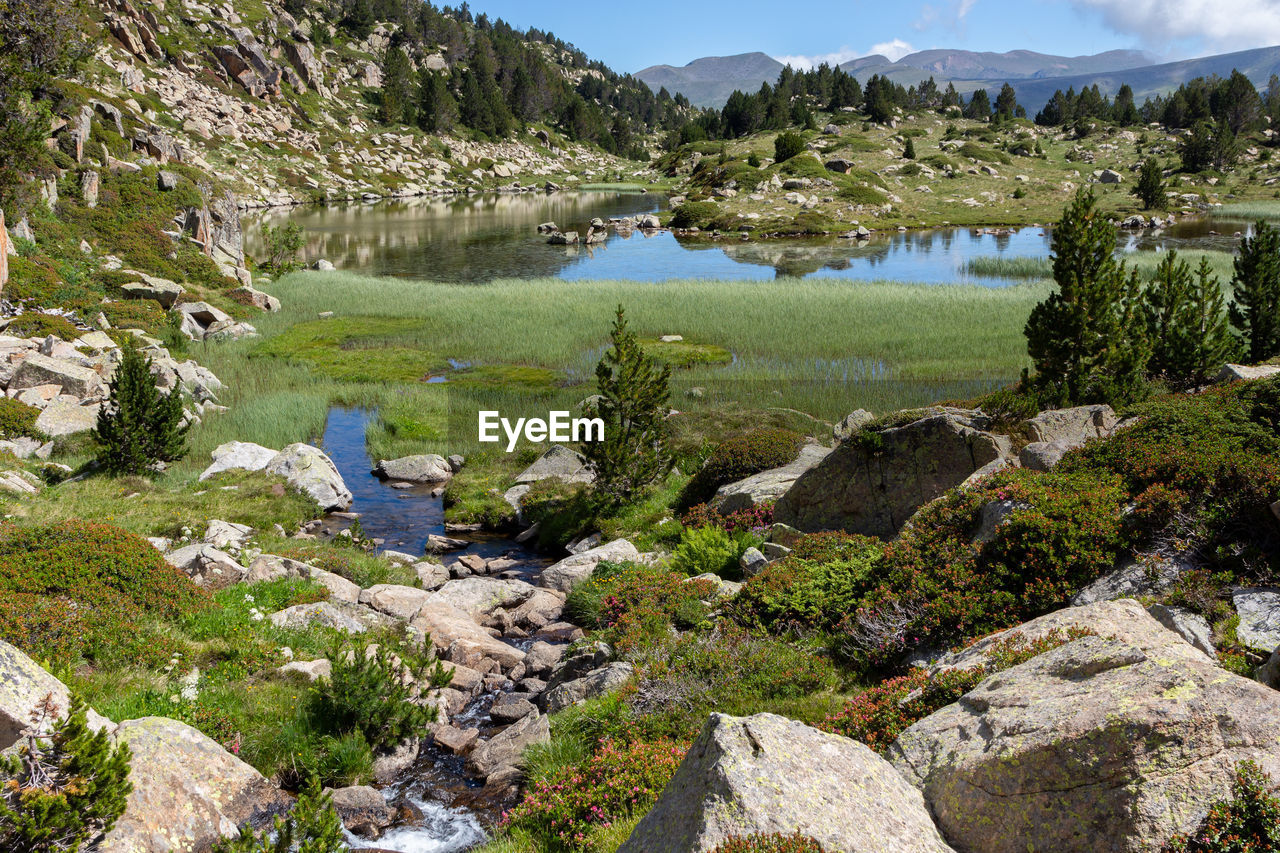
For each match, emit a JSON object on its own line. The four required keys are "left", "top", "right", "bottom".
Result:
{"left": 178, "top": 271, "right": 1044, "bottom": 466}
{"left": 965, "top": 256, "right": 1053, "bottom": 280}
{"left": 1211, "top": 202, "right": 1280, "bottom": 221}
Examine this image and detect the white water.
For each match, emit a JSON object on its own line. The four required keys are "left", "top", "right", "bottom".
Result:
{"left": 343, "top": 797, "right": 488, "bottom": 852}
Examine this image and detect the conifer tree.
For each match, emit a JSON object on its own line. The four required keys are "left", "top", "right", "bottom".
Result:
{"left": 213, "top": 781, "right": 346, "bottom": 853}
{"left": 1144, "top": 251, "right": 1237, "bottom": 386}
{"left": 417, "top": 70, "right": 457, "bottom": 133}
{"left": 93, "top": 341, "right": 189, "bottom": 475}
{"left": 582, "top": 306, "right": 672, "bottom": 502}
{"left": 0, "top": 695, "right": 132, "bottom": 853}
{"left": 903, "top": 136, "right": 916, "bottom": 159}
{"left": 379, "top": 46, "right": 414, "bottom": 124}
{"left": 1230, "top": 220, "right": 1280, "bottom": 362}
{"left": 1025, "top": 189, "right": 1150, "bottom": 404}
{"left": 1133, "top": 158, "right": 1165, "bottom": 210}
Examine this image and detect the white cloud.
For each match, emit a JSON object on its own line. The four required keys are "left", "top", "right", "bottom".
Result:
{"left": 774, "top": 39, "right": 915, "bottom": 70}
{"left": 1069, "top": 0, "right": 1280, "bottom": 53}
{"left": 914, "top": 0, "right": 977, "bottom": 33}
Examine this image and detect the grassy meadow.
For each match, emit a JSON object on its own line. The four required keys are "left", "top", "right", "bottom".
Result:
{"left": 183, "top": 271, "right": 1047, "bottom": 468}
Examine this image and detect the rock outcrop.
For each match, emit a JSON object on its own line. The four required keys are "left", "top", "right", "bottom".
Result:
{"left": 620, "top": 712, "right": 953, "bottom": 853}
{"left": 540, "top": 538, "right": 640, "bottom": 591}
{"left": 264, "top": 443, "right": 353, "bottom": 511}
{"left": 373, "top": 454, "right": 453, "bottom": 483}
{"left": 890, "top": 629, "right": 1280, "bottom": 853}
{"left": 711, "top": 443, "right": 832, "bottom": 513}
{"left": 775, "top": 409, "right": 1013, "bottom": 537}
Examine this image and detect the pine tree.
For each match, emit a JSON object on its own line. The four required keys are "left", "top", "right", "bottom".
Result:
{"left": 379, "top": 46, "right": 414, "bottom": 124}
{"left": 582, "top": 306, "right": 672, "bottom": 502}
{"left": 93, "top": 341, "right": 189, "bottom": 475}
{"left": 1144, "top": 251, "right": 1236, "bottom": 386}
{"left": 903, "top": 137, "right": 916, "bottom": 159}
{"left": 1025, "top": 189, "right": 1151, "bottom": 404}
{"left": 1230, "top": 220, "right": 1280, "bottom": 362}
{"left": 1132, "top": 158, "right": 1165, "bottom": 210}
{"left": 0, "top": 695, "right": 133, "bottom": 853}
{"left": 417, "top": 70, "right": 457, "bottom": 133}
{"left": 213, "top": 781, "right": 346, "bottom": 853}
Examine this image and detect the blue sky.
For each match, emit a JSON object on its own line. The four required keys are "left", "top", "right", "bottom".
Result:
{"left": 466, "top": 0, "right": 1280, "bottom": 73}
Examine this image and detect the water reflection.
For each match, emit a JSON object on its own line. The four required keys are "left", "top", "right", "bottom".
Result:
{"left": 248, "top": 194, "right": 1251, "bottom": 285}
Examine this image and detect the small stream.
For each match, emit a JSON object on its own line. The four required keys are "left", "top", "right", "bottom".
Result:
{"left": 319, "top": 407, "right": 552, "bottom": 851}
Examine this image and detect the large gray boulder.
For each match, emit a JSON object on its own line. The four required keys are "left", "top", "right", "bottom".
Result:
{"left": 1025, "top": 404, "right": 1116, "bottom": 444}
{"left": 410, "top": 601, "right": 526, "bottom": 670}
{"left": 10, "top": 352, "right": 104, "bottom": 398}
{"left": 35, "top": 401, "right": 101, "bottom": 437}
{"left": 620, "top": 713, "right": 953, "bottom": 853}
{"left": 1232, "top": 587, "right": 1280, "bottom": 652}
{"left": 429, "top": 577, "right": 538, "bottom": 619}
{"left": 164, "top": 543, "right": 246, "bottom": 590}
{"left": 101, "top": 717, "right": 291, "bottom": 853}
{"left": 121, "top": 274, "right": 184, "bottom": 308}
{"left": 373, "top": 454, "right": 453, "bottom": 483}
{"left": 540, "top": 538, "right": 639, "bottom": 591}
{"left": 0, "top": 639, "right": 114, "bottom": 750}
{"left": 265, "top": 443, "right": 352, "bottom": 511}
{"left": 269, "top": 601, "right": 367, "bottom": 634}
{"left": 711, "top": 443, "right": 832, "bottom": 513}
{"left": 889, "top": 631, "right": 1280, "bottom": 853}
{"left": 1071, "top": 555, "right": 1191, "bottom": 605}
{"left": 775, "top": 409, "right": 1013, "bottom": 537}
{"left": 359, "top": 584, "right": 432, "bottom": 621}
{"left": 467, "top": 711, "right": 550, "bottom": 779}
{"left": 199, "top": 441, "right": 278, "bottom": 481}
{"left": 515, "top": 444, "right": 593, "bottom": 484}
{"left": 545, "top": 662, "right": 634, "bottom": 713}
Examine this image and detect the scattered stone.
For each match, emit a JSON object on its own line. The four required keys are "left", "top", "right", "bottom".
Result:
{"left": 265, "top": 443, "right": 353, "bottom": 511}
{"left": 329, "top": 785, "right": 394, "bottom": 838}
{"left": 832, "top": 409, "right": 875, "bottom": 442}
{"left": 540, "top": 538, "right": 640, "bottom": 591}
{"left": 373, "top": 454, "right": 453, "bottom": 482}
{"left": 515, "top": 444, "right": 593, "bottom": 484}
{"left": 467, "top": 712, "right": 550, "bottom": 779}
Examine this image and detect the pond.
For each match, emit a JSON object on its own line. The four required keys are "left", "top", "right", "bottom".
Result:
{"left": 245, "top": 192, "right": 1251, "bottom": 285}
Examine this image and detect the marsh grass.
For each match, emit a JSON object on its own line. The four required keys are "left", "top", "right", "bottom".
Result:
{"left": 173, "top": 271, "right": 1044, "bottom": 466}
{"left": 1211, "top": 202, "right": 1280, "bottom": 221}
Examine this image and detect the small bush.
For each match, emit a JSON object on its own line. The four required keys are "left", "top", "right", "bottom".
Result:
{"left": 730, "top": 534, "right": 882, "bottom": 632}
{"left": 679, "top": 502, "right": 774, "bottom": 534}
{"left": 1163, "top": 761, "right": 1280, "bottom": 852}
{"left": 99, "top": 300, "right": 166, "bottom": 332}
{"left": 213, "top": 780, "right": 346, "bottom": 853}
{"left": 713, "top": 833, "right": 827, "bottom": 853}
{"left": 501, "top": 736, "right": 690, "bottom": 851}
{"left": 678, "top": 428, "right": 803, "bottom": 509}
{"left": 0, "top": 397, "right": 44, "bottom": 440}
{"left": 5, "top": 313, "right": 80, "bottom": 340}
{"left": 566, "top": 561, "right": 718, "bottom": 654}
{"left": 669, "top": 525, "right": 759, "bottom": 580}
{"left": 670, "top": 201, "right": 722, "bottom": 230}
{"left": 310, "top": 639, "right": 451, "bottom": 752}
{"left": 0, "top": 695, "right": 133, "bottom": 853}
{"left": 774, "top": 132, "right": 806, "bottom": 163}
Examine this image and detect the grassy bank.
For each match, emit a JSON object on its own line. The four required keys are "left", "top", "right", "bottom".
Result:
{"left": 185, "top": 272, "right": 1042, "bottom": 465}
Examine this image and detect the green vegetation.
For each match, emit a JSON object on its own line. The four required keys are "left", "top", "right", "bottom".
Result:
{"left": 258, "top": 222, "right": 305, "bottom": 275}
{"left": 0, "top": 397, "right": 43, "bottom": 441}
{"left": 582, "top": 307, "right": 673, "bottom": 502}
{"left": 1133, "top": 158, "right": 1166, "bottom": 210}
{"left": 0, "top": 696, "right": 132, "bottom": 853}
{"left": 93, "top": 343, "right": 189, "bottom": 475}
{"left": 1230, "top": 220, "right": 1280, "bottom": 362}
{"left": 213, "top": 781, "right": 346, "bottom": 853}
{"left": 678, "top": 428, "right": 803, "bottom": 509}
{"left": 1164, "top": 761, "right": 1280, "bottom": 852}
{"left": 773, "top": 132, "right": 806, "bottom": 163}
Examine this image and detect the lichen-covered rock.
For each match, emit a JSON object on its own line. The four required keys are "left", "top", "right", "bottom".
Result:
{"left": 373, "top": 454, "right": 453, "bottom": 483}
{"left": 429, "top": 577, "right": 537, "bottom": 618}
{"left": 265, "top": 443, "right": 352, "bottom": 511}
{"left": 540, "top": 538, "right": 639, "bottom": 591}
{"left": 198, "top": 441, "right": 277, "bottom": 481}
{"left": 0, "top": 638, "right": 113, "bottom": 750}
{"left": 1024, "top": 403, "right": 1116, "bottom": 444}
{"left": 410, "top": 601, "right": 526, "bottom": 670}
{"left": 889, "top": 634, "right": 1280, "bottom": 853}
{"left": 775, "top": 409, "right": 1013, "bottom": 537}
{"left": 11, "top": 353, "right": 104, "bottom": 398}
{"left": 359, "top": 584, "right": 431, "bottom": 622}
{"left": 1231, "top": 587, "right": 1280, "bottom": 652}
{"left": 514, "top": 444, "right": 593, "bottom": 484}
{"left": 545, "top": 662, "right": 634, "bottom": 713}
{"left": 269, "top": 601, "right": 367, "bottom": 633}
{"left": 620, "top": 712, "right": 953, "bottom": 853}
{"left": 100, "top": 716, "right": 290, "bottom": 853}
{"left": 711, "top": 443, "right": 832, "bottom": 513}
{"left": 35, "top": 401, "right": 101, "bottom": 436}
{"left": 467, "top": 711, "right": 550, "bottom": 779}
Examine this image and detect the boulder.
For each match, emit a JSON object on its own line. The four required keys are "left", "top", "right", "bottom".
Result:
{"left": 620, "top": 712, "right": 952, "bottom": 853}
{"left": 467, "top": 712, "right": 551, "bottom": 778}
{"left": 540, "top": 538, "right": 640, "bottom": 591}
{"left": 177, "top": 301, "right": 232, "bottom": 327}
{"left": 515, "top": 444, "right": 593, "bottom": 484}
{"left": 359, "top": 584, "right": 431, "bottom": 622}
{"left": 523, "top": 641, "right": 566, "bottom": 676}
{"left": 411, "top": 602, "right": 526, "bottom": 670}
{"left": 1071, "top": 555, "right": 1191, "bottom": 606}
{"left": 230, "top": 285, "right": 280, "bottom": 312}
{"left": 164, "top": 544, "right": 247, "bottom": 590}
{"left": 429, "top": 577, "right": 537, "bottom": 619}
{"left": 10, "top": 352, "right": 104, "bottom": 398}
{"left": 1217, "top": 363, "right": 1280, "bottom": 383}
{"left": 329, "top": 785, "right": 394, "bottom": 838}
{"left": 120, "top": 275, "right": 184, "bottom": 308}
{"left": 279, "top": 659, "right": 331, "bottom": 681}
{"left": 544, "top": 662, "right": 634, "bottom": 713}
{"left": 199, "top": 441, "right": 278, "bottom": 481}
{"left": 204, "top": 519, "right": 253, "bottom": 550}
{"left": 833, "top": 409, "right": 874, "bottom": 442}
{"left": 372, "top": 737, "right": 419, "bottom": 785}
{"left": 244, "top": 553, "right": 313, "bottom": 584}
{"left": 415, "top": 561, "right": 450, "bottom": 590}
{"left": 738, "top": 547, "right": 768, "bottom": 577}
{"left": 0, "top": 638, "right": 113, "bottom": 750}
{"left": 775, "top": 409, "right": 1013, "bottom": 537}
{"left": 1018, "top": 439, "right": 1075, "bottom": 471}
{"left": 373, "top": 454, "right": 453, "bottom": 483}
{"left": 1146, "top": 603, "right": 1216, "bottom": 660}
{"left": 100, "top": 717, "right": 290, "bottom": 853}
{"left": 508, "top": 589, "right": 565, "bottom": 629}
{"left": 711, "top": 443, "right": 831, "bottom": 513}
{"left": 426, "top": 534, "right": 469, "bottom": 553}
{"left": 1098, "top": 168, "right": 1123, "bottom": 183}
{"left": 889, "top": 633, "right": 1280, "bottom": 853}
{"left": 1232, "top": 587, "right": 1280, "bottom": 652}
{"left": 269, "top": 601, "right": 367, "bottom": 633}
{"left": 489, "top": 694, "right": 537, "bottom": 723}
{"left": 265, "top": 443, "right": 353, "bottom": 511}
{"left": 35, "top": 401, "right": 100, "bottom": 437}
{"left": 1025, "top": 404, "right": 1116, "bottom": 444}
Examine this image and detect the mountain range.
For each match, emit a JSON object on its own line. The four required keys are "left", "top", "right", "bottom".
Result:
{"left": 636, "top": 45, "right": 1280, "bottom": 111}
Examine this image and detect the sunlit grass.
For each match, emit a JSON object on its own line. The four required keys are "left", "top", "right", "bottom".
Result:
{"left": 1212, "top": 201, "right": 1280, "bottom": 221}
